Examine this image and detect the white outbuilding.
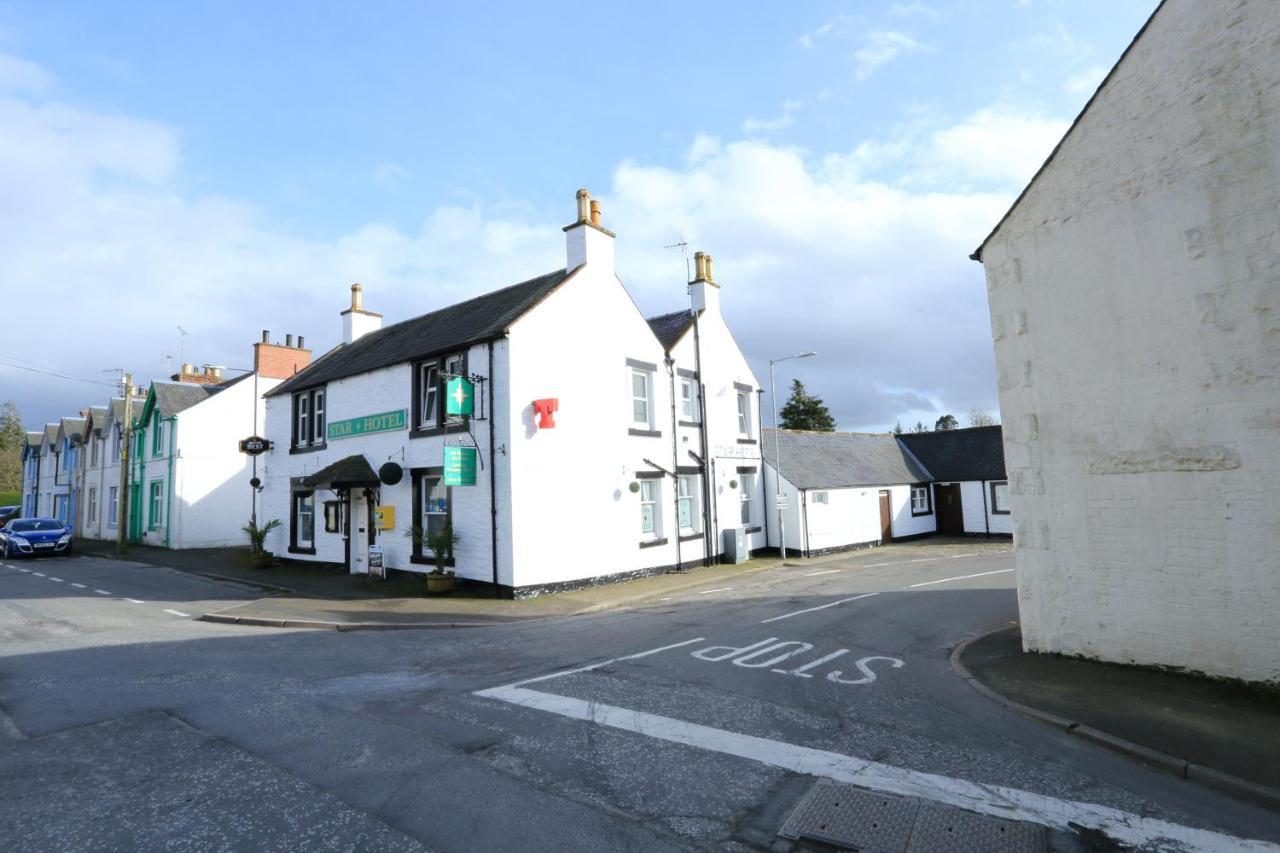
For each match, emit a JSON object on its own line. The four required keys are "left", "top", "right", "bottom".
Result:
{"left": 260, "top": 189, "right": 767, "bottom": 596}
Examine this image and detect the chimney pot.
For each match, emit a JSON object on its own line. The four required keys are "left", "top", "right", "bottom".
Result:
{"left": 704, "top": 254, "right": 714, "bottom": 282}
{"left": 589, "top": 200, "right": 601, "bottom": 227}
{"left": 576, "top": 189, "right": 591, "bottom": 224}
{"left": 261, "top": 329, "right": 269, "bottom": 344}
{"left": 297, "top": 335, "right": 305, "bottom": 349}
{"left": 351, "top": 283, "right": 363, "bottom": 311}
{"left": 693, "top": 252, "right": 707, "bottom": 282}
{"left": 285, "top": 333, "right": 293, "bottom": 347}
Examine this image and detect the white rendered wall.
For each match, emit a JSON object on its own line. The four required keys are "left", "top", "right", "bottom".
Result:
{"left": 886, "top": 484, "right": 935, "bottom": 539}
{"left": 802, "top": 486, "right": 882, "bottom": 553}
{"left": 980, "top": 0, "right": 1280, "bottom": 683}
{"left": 762, "top": 465, "right": 804, "bottom": 555}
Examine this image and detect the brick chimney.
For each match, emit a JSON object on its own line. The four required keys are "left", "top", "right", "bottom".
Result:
{"left": 172, "top": 363, "right": 224, "bottom": 385}
{"left": 689, "top": 250, "right": 720, "bottom": 315}
{"left": 563, "top": 188, "right": 615, "bottom": 272}
{"left": 341, "top": 283, "right": 382, "bottom": 345}
{"left": 254, "top": 329, "right": 313, "bottom": 380}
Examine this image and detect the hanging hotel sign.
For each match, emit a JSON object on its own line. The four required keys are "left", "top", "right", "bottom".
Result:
{"left": 327, "top": 409, "right": 407, "bottom": 441}
{"left": 238, "top": 435, "right": 270, "bottom": 455}
{"left": 445, "top": 377, "right": 474, "bottom": 417}
{"left": 443, "top": 446, "right": 477, "bottom": 486}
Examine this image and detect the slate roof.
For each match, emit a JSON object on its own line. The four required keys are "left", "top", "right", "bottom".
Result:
{"left": 646, "top": 310, "right": 696, "bottom": 351}
{"left": 84, "top": 406, "right": 108, "bottom": 437}
{"left": 268, "top": 267, "right": 580, "bottom": 397}
{"left": 301, "top": 454, "right": 380, "bottom": 489}
{"left": 150, "top": 382, "right": 221, "bottom": 419}
{"left": 897, "top": 426, "right": 1006, "bottom": 482}
{"left": 58, "top": 417, "right": 86, "bottom": 445}
{"left": 762, "top": 429, "right": 931, "bottom": 490}
{"left": 109, "top": 396, "right": 145, "bottom": 425}
{"left": 25, "top": 431, "right": 41, "bottom": 450}
{"left": 42, "top": 424, "right": 58, "bottom": 448}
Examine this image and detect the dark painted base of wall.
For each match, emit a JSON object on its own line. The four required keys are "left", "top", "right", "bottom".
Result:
{"left": 890, "top": 531, "right": 934, "bottom": 543}
{"left": 803, "top": 539, "right": 880, "bottom": 559}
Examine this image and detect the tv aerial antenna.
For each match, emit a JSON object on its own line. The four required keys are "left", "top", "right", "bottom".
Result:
{"left": 663, "top": 237, "right": 691, "bottom": 287}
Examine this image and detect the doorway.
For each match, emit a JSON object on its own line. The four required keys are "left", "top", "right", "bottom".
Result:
{"left": 878, "top": 490, "right": 892, "bottom": 541}
{"left": 934, "top": 483, "right": 964, "bottom": 535}
{"left": 344, "top": 489, "right": 376, "bottom": 575}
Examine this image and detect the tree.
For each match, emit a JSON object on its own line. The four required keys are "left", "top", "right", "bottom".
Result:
{"left": 0, "top": 401, "right": 24, "bottom": 494}
{"left": 967, "top": 408, "right": 998, "bottom": 427}
{"left": 892, "top": 421, "right": 904, "bottom": 435}
{"left": 912, "top": 421, "right": 927, "bottom": 433}
{"left": 778, "top": 379, "right": 835, "bottom": 432}
{"left": 935, "top": 414, "right": 959, "bottom": 431}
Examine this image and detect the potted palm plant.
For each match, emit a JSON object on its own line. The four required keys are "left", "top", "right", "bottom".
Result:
{"left": 406, "top": 523, "right": 459, "bottom": 594}
{"left": 242, "top": 518, "right": 281, "bottom": 568}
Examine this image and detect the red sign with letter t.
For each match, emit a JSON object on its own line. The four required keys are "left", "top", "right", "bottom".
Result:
{"left": 533, "top": 398, "right": 558, "bottom": 428}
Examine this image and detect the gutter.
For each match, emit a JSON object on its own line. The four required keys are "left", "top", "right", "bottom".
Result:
{"left": 690, "top": 311, "right": 713, "bottom": 565}
{"left": 487, "top": 340, "right": 500, "bottom": 594}
{"left": 665, "top": 355, "right": 683, "bottom": 572}
{"left": 164, "top": 414, "right": 177, "bottom": 549}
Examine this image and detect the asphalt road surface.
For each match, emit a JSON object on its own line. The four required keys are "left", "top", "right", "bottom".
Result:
{"left": 2, "top": 546, "right": 1278, "bottom": 852}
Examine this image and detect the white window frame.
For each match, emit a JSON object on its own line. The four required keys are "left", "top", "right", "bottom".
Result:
{"left": 631, "top": 368, "right": 652, "bottom": 428}
{"left": 148, "top": 481, "right": 164, "bottom": 529}
{"left": 991, "top": 481, "right": 1010, "bottom": 514}
{"left": 112, "top": 424, "right": 121, "bottom": 460}
{"left": 419, "top": 362, "right": 441, "bottom": 427}
{"left": 677, "top": 475, "right": 700, "bottom": 535}
{"left": 739, "top": 474, "right": 753, "bottom": 525}
{"left": 293, "top": 388, "right": 325, "bottom": 448}
{"left": 812, "top": 491, "right": 829, "bottom": 505}
{"left": 680, "top": 379, "right": 698, "bottom": 422}
{"left": 737, "top": 392, "right": 751, "bottom": 437}
{"left": 108, "top": 486, "right": 119, "bottom": 528}
{"left": 312, "top": 389, "right": 325, "bottom": 444}
{"left": 639, "top": 479, "right": 660, "bottom": 538}
{"left": 295, "top": 393, "right": 310, "bottom": 448}
{"left": 90, "top": 435, "right": 99, "bottom": 467}
{"left": 294, "top": 492, "right": 315, "bottom": 549}
{"left": 88, "top": 487, "right": 97, "bottom": 523}
{"left": 911, "top": 485, "right": 930, "bottom": 514}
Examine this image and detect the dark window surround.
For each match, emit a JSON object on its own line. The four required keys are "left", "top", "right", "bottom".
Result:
{"left": 676, "top": 367, "right": 699, "bottom": 380}
{"left": 638, "top": 537, "right": 668, "bottom": 549}
{"left": 634, "top": 470, "right": 664, "bottom": 480}
{"left": 911, "top": 483, "right": 933, "bottom": 517}
{"left": 990, "top": 480, "right": 1011, "bottom": 515}
{"left": 628, "top": 428, "right": 662, "bottom": 438}
{"left": 410, "top": 351, "right": 469, "bottom": 438}
{"left": 289, "top": 490, "right": 317, "bottom": 554}
{"left": 677, "top": 420, "right": 700, "bottom": 428}
{"left": 745, "top": 526, "right": 762, "bottom": 534}
{"left": 290, "top": 387, "right": 328, "bottom": 454}
{"left": 736, "top": 465, "right": 758, "bottom": 474}
{"left": 675, "top": 465, "right": 702, "bottom": 475}
{"left": 733, "top": 382, "right": 753, "bottom": 392}
{"left": 409, "top": 466, "right": 454, "bottom": 567}
{"left": 625, "top": 357, "right": 658, "bottom": 371}
{"left": 736, "top": 438, "right": 757, "bottom": 445}
{"left": 678, "top": 533, "right": 702, "bottom": 543}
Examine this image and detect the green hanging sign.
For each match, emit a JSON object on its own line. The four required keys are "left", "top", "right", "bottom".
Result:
{"left": 445, "top": 376, "right": 474, "bottom": 417}
{"left": 443, "top": 445, "right": 477, "bottom": 486}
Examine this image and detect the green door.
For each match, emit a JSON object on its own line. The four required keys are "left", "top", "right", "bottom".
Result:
{"left": 128, "top": 483, "right": 143, "bottom": 543}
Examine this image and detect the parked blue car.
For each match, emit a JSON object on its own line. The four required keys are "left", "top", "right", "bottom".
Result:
{"left": 0, "top": 518, "right": 73, "bottom": 558}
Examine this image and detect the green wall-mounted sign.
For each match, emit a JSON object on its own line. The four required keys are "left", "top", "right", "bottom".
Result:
{"left": 443, "top": 445, "right": 477, "bottom": 486}
{"left": 445, "top": 376, "right": 474, "bottom": 417}
{"left": 327, "top": 409, "right": 407, "bottom": 441}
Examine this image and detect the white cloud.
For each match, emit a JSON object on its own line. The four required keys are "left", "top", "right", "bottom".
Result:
{"left": 889, "top": 3, "right": 941, "bottom": 20}
{"left": 372, "top": 161, "right": 411, "bottom": 188}
{"left": 922, "top": 106, "right": 1068, "bottom": 187}
{"left": 1063, "top": 64, "right": 1107, "bottom": 96}
{"left": 855, "top": 30, "right": 924, "bottom": 81}
{"left": 0, "top": 52, "right": 55, "bottom": 94}
{"left": 796, "top": 14, "right": 853, "bottom": 50}
{"left": 742, "top": 99, "right": 801, "bottom": 134}
{"left": 2, "top": 52, "right": 1039, "bottom": 432}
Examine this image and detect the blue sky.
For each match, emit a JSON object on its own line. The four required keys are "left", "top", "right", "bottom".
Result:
{"left": 1, "top": 1, "right": 1157, "bottom": 431}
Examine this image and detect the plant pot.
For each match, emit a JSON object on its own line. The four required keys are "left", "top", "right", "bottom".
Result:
{"left": 425, "top": 572, "right": 455, "bottom": 595}
{"left": 251, "top": 552, "right": 273, "bottom": 569}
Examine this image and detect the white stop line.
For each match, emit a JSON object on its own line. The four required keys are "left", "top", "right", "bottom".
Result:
{"left": 474, "top": 639, "right": 1277, "bottom": 853}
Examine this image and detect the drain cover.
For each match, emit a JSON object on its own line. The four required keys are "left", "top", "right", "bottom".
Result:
{"left": 779, "top": 781, "right": 1046, "bottom": 852}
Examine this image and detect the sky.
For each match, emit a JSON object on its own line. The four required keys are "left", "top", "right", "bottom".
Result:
{"left": 0, "top": 0, "right": 1158, "bottom": 433}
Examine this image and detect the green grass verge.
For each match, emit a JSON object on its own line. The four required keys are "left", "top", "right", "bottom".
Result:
{"left": 0, "top": 490, "right": 20, "bottom": 507}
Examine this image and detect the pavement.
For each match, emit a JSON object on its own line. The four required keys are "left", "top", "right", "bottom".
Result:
{"left": 956, "top": 626, "right": 1280, "bottom": 804}
{"left": 7, "top": 540, "right": 1278, "bottom": 851}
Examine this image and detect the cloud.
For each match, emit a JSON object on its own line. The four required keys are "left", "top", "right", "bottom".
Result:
{"left": 0, "top": 52, "right": 55, "bottom": 94}
{"left": 1063, "top": 64, "right": 1107, "bottom": 97}
{"left": 372, "top": 162, "right": 411, "bottom": 188}
{"left": 742, "top": 100, "right": 801, "bottom": 134}
{"left": 889, "top": 3, "right": 941, "bottom": 20}
{"left": 1, "top": 51, "right": 1040, "bottom": 433}
{"left": 855, "top": 30, "right": 924, "bottom": 81}
{"left": 922, "top": 106, "right": 1069, "bottom": 187}
{"left": 796, "top": 14, "right": 853, "bottom": 50}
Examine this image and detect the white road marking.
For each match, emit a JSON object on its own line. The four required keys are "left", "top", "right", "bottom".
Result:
{"left": 94, "top": 589, "right": 112, "bottom": 596}
{"left": 510, "top": 637, "right": 706, "bottom": 688}
{"left": 19, "top": 567, "right": 31, "bottom": 572}
{"left": 909, "top": 569, "right": 1015, "bottom": 589}
{"left": 48, "top": 577, "right": 64, "bottom": 582}
{"left": 698, "top": 587, "right": 732, "bottom": 595}
{"left": 70, "top": 583, "right": 87, "bottom": 589}
{"left": 761, "top": 593, "right": 878, "bottom": 624}
{"left": 475, "top": 686, "right": 1275, "bottom": 853}
{"left": 124, "top": 598, "right": 144, "bottom": 604}
{"left": 164, "top": 609, "right": 191, "bottom": 618}
{"left": 658, "top": 597, "right": 673, "bottom": 602}
{"left": 804, "top": 569, "right": 840, "bottom": 577}
{"left": 32, "top": 572, "right": 45, "bottom": 577}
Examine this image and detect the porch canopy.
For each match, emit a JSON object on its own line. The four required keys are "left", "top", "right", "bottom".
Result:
{"left": 300, "top": 454, "right": 380, "bottom": 490}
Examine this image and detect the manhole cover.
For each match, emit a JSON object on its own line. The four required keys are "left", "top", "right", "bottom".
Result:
{"left": 779, "top": 781, "right": 1047, "bottom": 852}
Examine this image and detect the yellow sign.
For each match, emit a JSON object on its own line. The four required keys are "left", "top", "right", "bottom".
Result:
{"left": 374, "top": 506, "right": 396, "bottom": 530}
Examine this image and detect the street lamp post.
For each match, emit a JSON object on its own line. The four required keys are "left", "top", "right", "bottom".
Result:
{"left": 769, "top": 351, "right": 817, "bottom": 560}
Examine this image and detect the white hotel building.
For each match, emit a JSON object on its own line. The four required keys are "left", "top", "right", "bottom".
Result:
{"left": 261, "top": 190, "right": 767, "bottom": 596}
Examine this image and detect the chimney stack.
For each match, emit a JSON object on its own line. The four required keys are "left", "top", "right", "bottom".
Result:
{"left": 563, "top": 188, "right": 615, "bottom": 272}
{"left": 254, "top": 331, "right": 313, "bottom": 380}
{"left": 340, "top": 282, "right": 383, "bottom": 345}
{"left": 689, "top": 249, "right": 721, "bottom": 315}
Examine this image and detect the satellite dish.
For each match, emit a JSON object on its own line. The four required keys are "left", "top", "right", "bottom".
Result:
{"left": 379, "top": 462, "right": 403, "bottom": 485}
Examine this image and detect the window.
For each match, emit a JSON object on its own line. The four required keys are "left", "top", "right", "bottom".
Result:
{"left": 88, "top": 488, "right": 97, "bottom": 523}
{"left": 292, "top": 388, "right": 326, "bottom": 449}
{"left": 737, "top": 392, "right": 751, "bottom": 437}
{"left": 631, "top": 369, "right": 651, "bottom": 427}
{"left": 739, "top": 474, "right": 753, "bottom": 525}
{"left": 292, "top": 491, "right": 315, "bottom": 550}
{"left": 63, "top": 442, "right": 73, "bottom": 470}
{"left": 148, "top": 481, "right": 164, "bottom": 529}
{"left": 108, "top": 486, "right": 118, "bottom": 528}
{"left": 640, "top": 479, "right": 659, "bottom": 538}
{"left": 414, "top": 354, "right": 465, "bottom": 431}
{"left": 419, "top": 362, "right": 440, "bottom": 426}
{"left": 152, "top": 417, "right": 163, "bottom": 456}
{"left": 90, "top": 436, "right": 99, "bottom": 466}
{"left": 412, "top": 468, "right": 452, "bottom": 563}
{"left": 991, "top": 481, "right": 1010, "bottom": 515}
{"left": 111, "top": 425, "right": 121, "bottom": 460}
{"left": 323, "top": 500, "right": 344, "bottom": 534}
{"left": 680, "top": 379, "right": 698, "bottom": 422}
{"left": 677, "top": 475, "right": 700, "bottom": 535}
{"left": 911, "top": 485, "right": 932, "bottom": 516}
{"left": 812, "top": 491, "right": 829, "bottom": 505}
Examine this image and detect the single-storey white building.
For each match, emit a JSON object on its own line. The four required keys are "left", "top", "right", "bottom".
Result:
{"left": 762, "top": 429, "right": 935, "bottom": 557}
{"left": 898, "top": 426, "right": 1010, "bottom": 538}
{"left": 972, "top": 0, "right": 1279, "bottom": 683}
{"left": 260, "top": 189, "right": 767, "bottom": 596}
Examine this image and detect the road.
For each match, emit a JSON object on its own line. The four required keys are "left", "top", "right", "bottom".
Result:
{"left": 1, "top": 545, "right": 1277, "bottom": 852}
